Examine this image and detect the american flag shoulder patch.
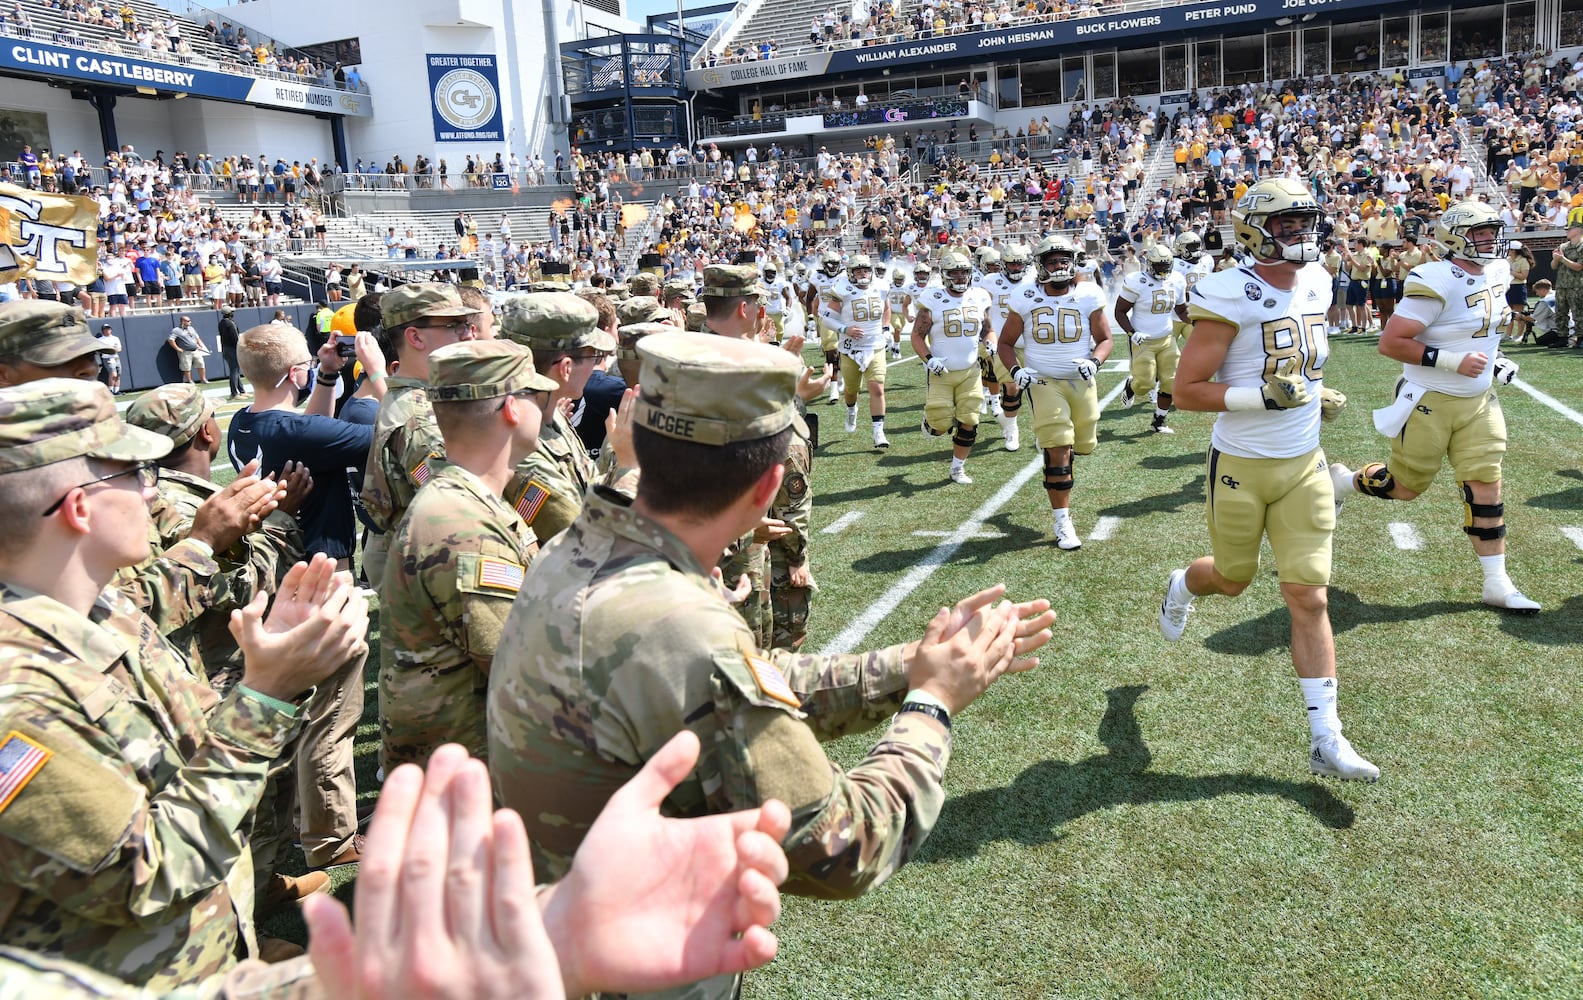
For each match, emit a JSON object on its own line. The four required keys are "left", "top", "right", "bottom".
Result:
{"left": 475, "top": 557, "right": 525, "bottom": 593}
{"left": 744, "top": 655, "right": 801, "bottom": 709}
{"left": 0, "top": 731, "right": 52, "bottom": 815}
{"left": 409, "top": 453, "right": 439, "bottom": 486}
{"left": 514, "top": 479, "right": 552, "bottom": 524}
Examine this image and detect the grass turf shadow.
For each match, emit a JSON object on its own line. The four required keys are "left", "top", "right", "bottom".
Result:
{"left": 1524, "top": 467, "right": 1583, "bottom": 511}
{"left": 919, "top": 685, "right": 1356, "bottom": 864}
{"left": 1202, "top": 587, "right": 1531, "bottom": 656}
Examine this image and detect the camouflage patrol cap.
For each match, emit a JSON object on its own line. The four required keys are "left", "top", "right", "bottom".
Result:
{"left": 125, "top": 383, "right": 216, "bottom": 449}
{"left": 0, "top": 378, "right": 171, "bottom": 474}
{"left": 699, "top": 264, "right": 764, "bottom": 299}
{"left": 662, "top": 278, "right": 695, "bottom": 302}
{"left": 0, "top": 301, "right": 108, "bottom": 366}
{"left": 635, "top": 332, "right": 798, "bottom": 446}
{"left": 498, "top": 292, "right": 617, "bottom": 353}
{"left": 428, "top": 340, "right": 557, "bottom": 402}
{"left": 527, "top": 280, "right": 572, "bottom": 293}
{"left": 617, "top": 295, "right": 670, "bottom": 327}
{"left": 628, "top": 272, "right": 660, "bottom": 296}
{"left": 684, "top": 302, "right": 707, "bottom": 332}
{"left": 380, "top": 282, "right": 475, "bottom": 329}
{"left": 617, "top": 321, "right": 674, "bottom": 361}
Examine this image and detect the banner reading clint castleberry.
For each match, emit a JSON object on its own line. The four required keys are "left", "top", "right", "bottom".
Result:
{"left": 0, "top": 183, "right": 97, "bottom": 285}
{"left": 428, "top": 53, "right": 504, "bottom": 143}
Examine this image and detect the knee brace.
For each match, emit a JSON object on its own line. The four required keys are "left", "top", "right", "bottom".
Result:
{"left": 1461, "top": 481, "right": 1507, "bottom": 539}
{"left": 824, "top": 349, "right": 839, "bottom": 369}
{"left": 952, "top": 423, "right": 978, "bottom": 448}
{"left": 978, "top": 356, "right": 995, "bottom": 388}
{"left": 1044, "top": 451, "right": 1073, "bottom": 493}
{"left": 1356, "top": 463, "right": 1400, "bottom": 499}
{"left": 923, "top": 420, "right": 947, "bottom": 437}
{"left": 1000, "top": 389, "right": 1023, "bottom": 417}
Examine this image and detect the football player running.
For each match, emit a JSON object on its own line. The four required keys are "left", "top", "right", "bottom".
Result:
{"left": 1115, "top": 244, "right": 1189, "bottom": 434}
{"left": 997, "top": 235, "right": 1113, "bottom": 550}
{"left": 980, "top": 244, "right": 1034, "bottom": 450}
{"left": 1330, "top": 201, "right": 1539, "bottom": 614}
{"left": 829, "top": 254, "right": 894, "bottom": 448}
{"left": 1159, "top": 178, "right": 1379, "bottom": 783}
{"left": 913, "top": 249, "right": 993, "bottom": 484}
{"left": 1172, "top": 231, "right": 1214, "bottom": 338}
{"left": 804, "top": 250, "right": 846, "bottom": 403}
{"left": 761, "top": 261, "right": 795, "bottom": 345}
{"left": 885, "top": 268, "right": 912, "bottom": 360}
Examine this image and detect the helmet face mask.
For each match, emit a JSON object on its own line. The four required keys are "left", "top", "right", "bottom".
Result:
{"left": 1147, "top": 244, "right": 1174, "bottom": 278}
{"left": 893, "top": 270, "right": 905, "bottom": 286}
{"left": 821, "top": 251, "right": 842, "bottom": 277}
{"left": 1233, "top": 179, "right": 1323, "bottom": 264}
{"left": 1034, "top": 235, "right": 1076, "bottom": 286}
{"left": 977, "top": 247, "right": 1002, "bottom": 274}
{"left": 1175, "top": 233, "right": 1203, "bottom": 263}
{"left": 852, "top": 267, "right": 873, "bottom": 288}
{"left": 1002, "top": 245, "right": 1030, "bottom": 281}
{"left": 940, "top": 251, "right": 972, "bottom": 293}
{"left": 1436, "top": 201, "right": 1508, "bottom": 261}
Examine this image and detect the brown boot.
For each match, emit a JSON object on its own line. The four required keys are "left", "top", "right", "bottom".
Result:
{"left": 312, "top": 833, "right": 366, "bottom": 869}
{"left": 258, "top": 936, "right": 306, "bottom": 963}
{"left": 258, "top": 871, "right": 331, "bottom": 917}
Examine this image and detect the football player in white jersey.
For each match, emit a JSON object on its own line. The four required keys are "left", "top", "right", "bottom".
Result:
{"left": 1115, "top": 244, "right": 1189, "bottom": 434}
{"left": 1330, "top": 201, "right": 1538, "bottom": 613}
{"left": 761, "top": 261, "right": 795, "bottom": 344}
{"left": 1172, "top": 232, "right": 1214, "bottom": 339}
{"left": 978, "top": 244, "right": 1033, "bottom": 450}
{"left": 1159, "top": 177, "right": 1379, "bottom": 783}
{"left": 828, "top": 254, "right": 894, "bottom": 448}
{"left": 972, "top": 247, "right": 1004, "bottom": 420}
{"left": 804, "top": 250, "right": 846, "bottom": 403}
{"left": 885, "top": 268, "right": 912, "bottom": 360}
{"left": 997, "top": 234, "right": 1113, "bottom": 549}
{"left": 913, "top": 250, "right": 993, "bottom": 483}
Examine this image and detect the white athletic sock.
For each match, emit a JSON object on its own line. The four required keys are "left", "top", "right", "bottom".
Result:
{"left": 1052, "top": 508, "right": 1071, "bottom": 525}
{"left": 1154, "top": 406, "right": 1169, "bottom": 419}
{"left": 1300, "top": 676, "right": 1341, "bottom": 742}
{"left": 1479, "top": 553, "right": 1510, "bottom": 587}
{"left": 951, "top": 457, "right": 965, "bottom": 472}
{"left": 1168, "top": 570, "right": 1193, "bottom": 604}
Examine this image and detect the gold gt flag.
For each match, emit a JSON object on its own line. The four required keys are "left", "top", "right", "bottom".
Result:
{"left": 0, "top": 183, "right": 98, "bottom": 285}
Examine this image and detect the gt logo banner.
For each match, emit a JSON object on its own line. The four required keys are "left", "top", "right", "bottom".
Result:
{"left": 0, "top": 183, "right": 97, "bottom": 285}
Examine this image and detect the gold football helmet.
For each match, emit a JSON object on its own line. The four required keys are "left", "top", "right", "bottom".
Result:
{"left": 1435, "top": 201, "right": 1507, "bottom": 261}
{"left": 1232, "top": 178, "right": 1322, "bottom": 263}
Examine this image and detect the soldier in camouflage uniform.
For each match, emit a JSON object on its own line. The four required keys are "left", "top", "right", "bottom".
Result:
{"left": 699, "top": 264, "right": 811, "bottom": 649}
{"left": 0, "top": 301, "right": 288, "bottom": 636}
{"left": 616, "top": 321, "right": 675, "bottom": 387}
{"left": 123, "top": 385, "right": 323, "bottom": 918}
{"left": 359, "top": 283, "right": 480, "bottom": 586}
{"left": 616, "top": 295, "right": 670, "bottom": 329}
{"left": 1550, "top": 223, "right": 1583, "bottom": 346}
{"left": 498, "top": 293, "right": 637, "bottom": 544}
{"left": 380, "top": 341, "right": 557, "bottom": 770}
{"left": 488, "top": 332, "right": 1053, "bottom": 1000}
{"left": 0, "top": 379, "right": 368, "bottom": 989}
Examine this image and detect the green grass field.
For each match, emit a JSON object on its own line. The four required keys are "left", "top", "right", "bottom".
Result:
{"left": 250, "top": 330, "right": 1583, "bottom": 998}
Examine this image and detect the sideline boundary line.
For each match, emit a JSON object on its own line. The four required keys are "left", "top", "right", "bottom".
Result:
{"left": 1508, "top": 376, "right": 1583, "bottom": 428}
{"left": 822, "top": 377, "right": 1127, "bottom": 654}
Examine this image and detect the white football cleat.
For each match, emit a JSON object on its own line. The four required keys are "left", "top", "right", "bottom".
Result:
{"left": 828, "top": 381, "right": 841, "bottom": 404}
{"left": 1158, "top": 568, "right": 1195, "bottom": 642}
{"left": 1053, "top": 516, "right": 1082, "bottom": 550}
{"left": 1328, "top": 462, "right": 1354, "bottom": 517}
{"left": 1149, "top": 414, "right": 1174, "bottom": 434}
{"left": 989, "top": 395, "right": 1004, "bottom": 418}
{"left": 872, "top": 424, "right": 890, "bottom": 449}
{"left": 950, "top": 465, "right": 973, "bottom": 485}
{"left": 999, "top": 414, "right": 1020, "bottom": 452}
{"left": 1120, "top": 377, "right": 1136, "bottom": 408}
{"left": 844, "top": 406, "right": 858, "bottom": 433}
{"left": 890, "top": 344, "right": 902, "bottom": 359}
{"left": 1309, "top": 733, "right": 1380, "bottom": 783}
{"left": 1482, "top": 580, "right": 1541, "bottom": 614}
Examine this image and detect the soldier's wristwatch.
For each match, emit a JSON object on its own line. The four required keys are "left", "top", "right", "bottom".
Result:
{"left": 898, "top": 696, "right": 951, "bottom": 730}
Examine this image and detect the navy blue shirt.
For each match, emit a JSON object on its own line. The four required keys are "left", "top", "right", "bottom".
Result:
{"left": 573, "top": 369, "right": 627, "bottom": 459}
{"left": 228, "top": 407, "right": 373, "bottom": 560}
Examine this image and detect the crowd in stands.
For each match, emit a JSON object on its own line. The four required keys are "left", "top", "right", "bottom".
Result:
{"left": 2, "top": 0, "right": 363, "bottom": 89}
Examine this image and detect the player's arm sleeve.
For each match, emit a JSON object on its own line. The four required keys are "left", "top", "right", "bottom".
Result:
{"left": 0, "top": 675, "right": 297, "bottom": 925}
{"left": 710, "top": 648, "right": 949, "bottom": 901}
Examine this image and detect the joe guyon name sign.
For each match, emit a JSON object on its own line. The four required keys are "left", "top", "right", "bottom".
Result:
{"left": 4, "top": 39, "right": 373, "bottom": 116}
{"left": 685, "top": 0, "right": 1395, "bottom": 90}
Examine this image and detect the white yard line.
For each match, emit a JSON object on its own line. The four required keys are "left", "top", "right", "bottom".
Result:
{"left": 821, "top": 510, "right": 866, "bottom": 535}
{"left": 822, "top": 377, "right": 1128, "bottom": 654}
{"left": 1089, "top": 515, "right": 1121, "bottom": 541}
{"left": 913, "top": 528, "right": 1004, "bottom": 539}
{"left": 1561, "top": 526, "right": 1583, "bottom": 551}
{"left": 1387, "top": 522, "right": 1424, "bottom": 551}
{"left": 1508, "top": 377, "right": 1583, "bottom": 428}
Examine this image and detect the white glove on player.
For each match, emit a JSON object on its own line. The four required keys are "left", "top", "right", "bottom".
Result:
{"left": 1071, "top": 357, "right": 1099, "bottom": 381}
{"left": 1492, "top": 355, "right": 1519, "bottom": 385}
{"left": 1011, "top": 366, "right": 1041, "bottom": 390}
{"left": 1130, "top": 332, "right": 1147, "bottom": 346}
{"left": 925, "top": 356, "right": 948, "bottom": 376}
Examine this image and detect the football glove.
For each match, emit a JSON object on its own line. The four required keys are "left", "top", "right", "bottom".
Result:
{"left": 1011, "top": 365, "right": 1041, "bottom": 390}
{"left": 1320, "top": 386, "right": 1347, "bottom": 423}
{"left": 925, "top": 356, "right": 948, "bottom": 376}
{"left": 1261, "top": 357, "right": 1312, "bottom": 410}
{"left": 1131, "top": 332, "right": 1148, "bottom": 346}
{"left": 1072, "top": 357, "right": 1099, "bottom": 381}
{"left": 1492, "top": 355, "right": 1519, "bottom": 385}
